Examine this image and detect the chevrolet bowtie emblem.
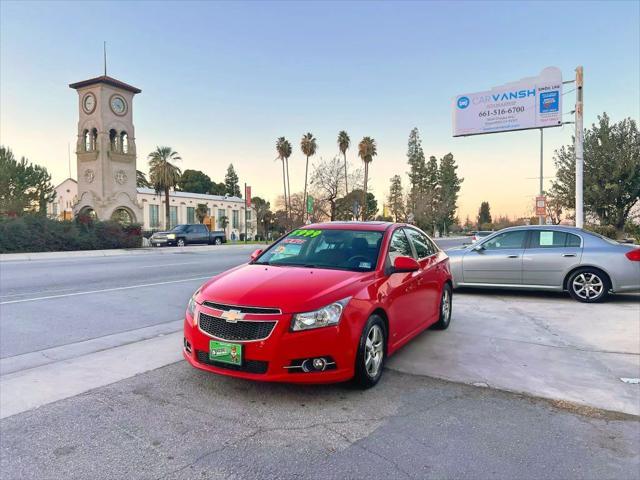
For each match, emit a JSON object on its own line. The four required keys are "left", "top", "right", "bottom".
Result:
{"left": 221, "top": 309, "right": 244, "bottom": 323}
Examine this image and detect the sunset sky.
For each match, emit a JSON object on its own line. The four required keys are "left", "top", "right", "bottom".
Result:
{"left": 1, "top": 1, "right": 638, "bottom": 221}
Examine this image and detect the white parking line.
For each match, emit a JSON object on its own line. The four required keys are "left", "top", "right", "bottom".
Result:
{"left": 0, "top": 276, "right": 211, "bottom": 305}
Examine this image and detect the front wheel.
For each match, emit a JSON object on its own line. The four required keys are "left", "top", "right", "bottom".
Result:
{"left": 176, "top": 238, "right": 186, "bottom": 247}
{"left": 353, "top": 315, "right": 386, "bottom": 389}
{"left": 567, "top": 268, "right": 609, "bottom": 303}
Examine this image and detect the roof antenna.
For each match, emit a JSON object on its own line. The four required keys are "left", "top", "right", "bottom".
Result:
{"left": 103, "top": 41, "right": 107, "bottom": 76}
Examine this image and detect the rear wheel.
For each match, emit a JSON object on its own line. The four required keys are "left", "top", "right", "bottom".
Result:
{"left": 353, "top": 315, "right": 386, "bottom": 389}
{"left": 431, "top": 283, "right": 453, "bottom": 330}
{"left": 214, "top": 237, "right": 222, "bottom": 245}
{"left": 567, "top": 268, "right": 609, "bottom": 303}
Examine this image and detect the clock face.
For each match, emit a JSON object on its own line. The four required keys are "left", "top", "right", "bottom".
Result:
{"left": 110, "top": 95, "right": 127, "bottom": 115}
{"left": 82, "top": 93, "right": 96, "bottom": 114}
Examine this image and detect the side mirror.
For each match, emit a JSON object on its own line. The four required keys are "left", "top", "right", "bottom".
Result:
{"left": 391, "top": 256, "right": 420, "bottom": 273}
{"left": 250, "top": 249, "right": 263, "bottom": 261}
{"left": 472, "top": 244, "right": 485, "bottom": 252}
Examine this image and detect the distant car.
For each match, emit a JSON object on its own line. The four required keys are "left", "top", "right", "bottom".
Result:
{"left": 447, "top": 225, "right": 640, "bottom": 303}
{"left": 151, "top": 224, "right": 226, "bottom": 247}
{"left": 471, "top": 231, "right": 493, "bottom": 243}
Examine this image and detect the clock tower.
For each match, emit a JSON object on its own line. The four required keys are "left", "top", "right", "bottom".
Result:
{"left": 69, "top": 75, "right": 143, "bottom": 223}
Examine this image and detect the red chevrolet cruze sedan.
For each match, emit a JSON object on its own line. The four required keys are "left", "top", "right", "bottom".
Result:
{"left": 183, "top": 222, "right": 453, "bottom": 388}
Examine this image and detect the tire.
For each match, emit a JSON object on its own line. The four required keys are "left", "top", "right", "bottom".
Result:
{"left": 353, "top": 315, "right": 387, "bottom": 389}
{"left": 214, "top": 237, "right": 222, "bottom": 245}
{"left": 177, "top": 238, "right": 186, "bottom": 247}
{"left": 567, "top": 267, "right": 610, "bottom": 303}
{"left": 431, "top": 283, "right": 453, "bottom": 330}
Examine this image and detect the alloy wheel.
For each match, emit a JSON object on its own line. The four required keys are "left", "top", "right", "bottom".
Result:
{"left": 572, "top": 272, "right": 604, "bottom": 300}
{"left": 364, "top": 324, "right": 384, "bottom": 378}
{"left": 442, "top": 288, "right": 452, "bottom": 323}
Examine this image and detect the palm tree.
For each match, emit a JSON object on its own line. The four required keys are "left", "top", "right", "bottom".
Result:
{"left": 337, "top": 131, "right": 350, "bottom": 195}
{"left": 358, "top": 136, "right": 377, "bottom": 220}
{"left": 148, "top": 146, "right": 182, "bottom": 229}
{"left": 276, "top": 137, "right": 292, "bottom": 223}
{"left": 300, "top": 132, "right": 317, "bottom": 222}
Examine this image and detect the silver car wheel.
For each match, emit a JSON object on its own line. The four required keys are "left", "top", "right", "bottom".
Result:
{"left": 572, "top": 273, "right": 604, "bottom": 300}
{"left": 364, "top": 324, "right": 384, "bottom": 378}
{"left": 442, "top": 288, "right": 452, "bottom": 323}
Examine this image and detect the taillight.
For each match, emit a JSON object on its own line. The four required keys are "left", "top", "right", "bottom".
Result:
{"left": 625, "top": 249, "right": 640, "bottom": 261}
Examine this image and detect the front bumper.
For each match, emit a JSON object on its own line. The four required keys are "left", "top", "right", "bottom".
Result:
{"left": 183, "top": 304, "right": 361, "bottom": 384}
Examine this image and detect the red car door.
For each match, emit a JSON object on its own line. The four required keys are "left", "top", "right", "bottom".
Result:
{"left": 382, "top": 228, "right": 421, "bottom": 347}
{"left": 405, "top": 228, "right": 441, "bottom": 329}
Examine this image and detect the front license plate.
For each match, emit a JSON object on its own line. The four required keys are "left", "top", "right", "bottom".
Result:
{"left": 209, "top": 340, "right": 242, "bottom": 366}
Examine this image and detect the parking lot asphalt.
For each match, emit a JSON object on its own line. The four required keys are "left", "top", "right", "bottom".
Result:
{"left": 1, "top": 362, "right": 638, "bottom": 480}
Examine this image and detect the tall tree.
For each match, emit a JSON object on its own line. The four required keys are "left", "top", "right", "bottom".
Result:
{"left": 177, "top": 169, "right": 213, "bottom": 194}
{"left": 477, "top": 201, "right": 492, "bottom": 227}
{"left": 209, "top": 182, "right": 226, "bottom": 196}
{"left": 436, "top": 153, "right": 463, "bottom": 235}
{"left": 337, "top": 130, "right": 350, "bottom": 195}
{"left": 335, "top": 189, "right": 378, "bottom": 221}
{"left": 310, "top": 156, "right": 347, "bottom": 221}
{"left": 300, "top": 132, "right": 317, "bottom": 221}
{"left": 136, "top": 170, "right": 151, "bottom": 188}
{"left": 224, "top": 164, "right": 241, "bottom": 198}
{"left": 407, "top": 128, "right": 427, "bottom": 215}
{"left": 148, "top": 146, "right": 182, "bottom": 229}
{"left": 358, "top": 136, "right": 377, "bottom": 220}
{"left": 276, "top": 137, "right": 292, "bottom": 223}
{"left": 0, "top": 146, "right": 56, "bottom": 216}
{"left": 251, "top": 196, "right": 273, "bottom": 238}
{"left": 550, "top": 113, "right": 639, "bottom": 232}
{"left": 387, "top": 175, "right": 405, "bottom": 222}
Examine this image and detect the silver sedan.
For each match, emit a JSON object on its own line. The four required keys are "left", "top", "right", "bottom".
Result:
{"left": 447, "top": 225, "right": 640, "bottom": 302}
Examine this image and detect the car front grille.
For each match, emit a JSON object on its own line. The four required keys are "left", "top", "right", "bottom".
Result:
{"left": 198, "top": 312, "right": 276, "bottom": 341}
{"left": 195, "top": 350, "right": 268, "bottom": 374}
{"left": 201, "top": 301, "right": 281, "bottom": 315}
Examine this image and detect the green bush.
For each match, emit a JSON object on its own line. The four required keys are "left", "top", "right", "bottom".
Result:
{"left": 584, "top": 224, "right": 618, "bottom": 239}
{"left": 0, "top": 215, "right": 142, "bottom": 253}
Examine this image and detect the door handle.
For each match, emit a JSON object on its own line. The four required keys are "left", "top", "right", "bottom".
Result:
{"left": 562, "top": 253, "right": 577, "bottom": 257}
{"left": 506, "top": 255, "right": 519, "bottom": 258}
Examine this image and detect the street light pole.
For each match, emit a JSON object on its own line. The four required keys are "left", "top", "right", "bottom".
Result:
{"left": 575, "top": 66, "right": 584, "bottom": 228}
{"left": 539, "top": 128, "right": 545, "bottom": 225}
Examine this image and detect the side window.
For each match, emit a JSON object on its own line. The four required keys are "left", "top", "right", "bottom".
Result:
{"left": 566, "top": 233, "right": 582, "bottom": 247}
{"left": 388, "top": 229, "right": 413, "bottom": 262}
{"left": 482, "top": 230, "right": 526, "bottom": 250}
{"left": 529, "top": 230, "right": 567, "bottom": 248}
{"left": 406, "top": 228, "right": 433, "bottom": 259}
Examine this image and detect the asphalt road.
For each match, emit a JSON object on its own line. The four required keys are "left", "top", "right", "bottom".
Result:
{"left": 1, "top": 362, "right": 637, "bottom": 480}
{"left": 0, "top": 246, "right": 257, "bottom": 358}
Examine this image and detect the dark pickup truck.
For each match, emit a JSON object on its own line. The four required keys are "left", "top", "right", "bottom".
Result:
{"left": 150, "top": 224, "right": 227, "bottom": 247}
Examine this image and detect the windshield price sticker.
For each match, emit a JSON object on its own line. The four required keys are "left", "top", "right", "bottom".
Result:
{"left": 291, "top": 229, "right": 322, "bottom": 238}
{"left": 282, "top": 238, "right": 306, "bottom": 244}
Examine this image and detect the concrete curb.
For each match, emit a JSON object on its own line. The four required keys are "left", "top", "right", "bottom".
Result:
{"left": 0, "top": 243, "right": 264, "bottom": 262}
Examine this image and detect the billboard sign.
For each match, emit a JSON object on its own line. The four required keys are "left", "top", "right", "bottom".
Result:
{"left": 453, "top": 67, "right": 562, "bottom": 137}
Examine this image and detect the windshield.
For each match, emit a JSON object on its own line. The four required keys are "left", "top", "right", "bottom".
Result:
{"left": 254, "top": 228, "right": 384, "bottom": 272}
{"left": 171, "top": 225, "right": 187, "bottom": 232}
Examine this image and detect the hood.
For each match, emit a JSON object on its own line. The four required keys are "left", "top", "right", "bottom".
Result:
{"left": 197, "top": 264, "right": 373, "bottom": 314}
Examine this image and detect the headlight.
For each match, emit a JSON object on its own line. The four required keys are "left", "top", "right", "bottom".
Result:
{"left": 187, "top": 289, "right": 201, "bottom": 325}
{"left": 167, "top": 233, "right": 176, "bottom": 239}
{"left": 291, "top": 298, "right": 351, "bottom": 332}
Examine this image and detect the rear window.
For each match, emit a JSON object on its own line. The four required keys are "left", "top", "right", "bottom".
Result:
{"left": 529, "top": 230, "right": 582, "bottom": 248}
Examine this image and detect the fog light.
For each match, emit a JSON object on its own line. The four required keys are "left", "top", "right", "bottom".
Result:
{"left": 312, "top": 358, "right": 326, "bottom": 371}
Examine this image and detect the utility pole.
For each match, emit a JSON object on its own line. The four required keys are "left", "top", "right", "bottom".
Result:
{"left": 575, "top": 66, "right": 584, "bottom": 228}
{"left": 539, "top": 128, "right": 545, "bottom": 225}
